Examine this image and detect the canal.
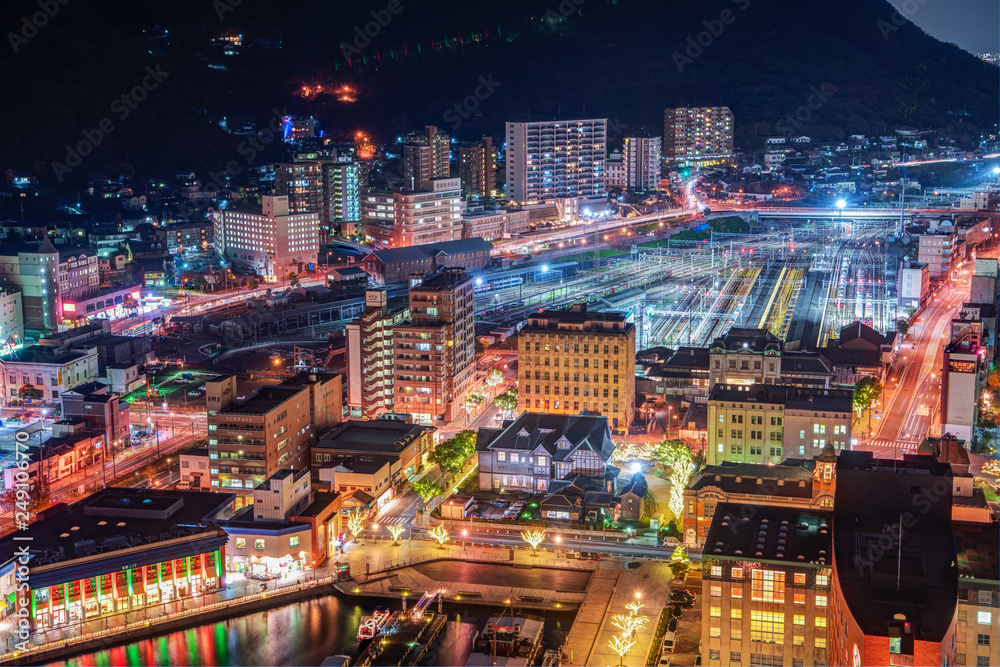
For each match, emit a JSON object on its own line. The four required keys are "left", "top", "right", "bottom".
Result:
{"left": 56, "top": 594, "right": 575, "bottom": 666}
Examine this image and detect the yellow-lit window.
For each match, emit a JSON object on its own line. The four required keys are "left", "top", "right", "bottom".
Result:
{"left": 751, "top": 569, "right": 786, "bottom": 603}
{"left": 793, "top": 573, "right": 806, "bottom": 585}
{"left": 816, "top": 595, "right": 828, "bottom": 607}
{"left": 731, "top": 608, "right": 742, "bottom": 620}
{"left": 750, "top": 611, "right": 784, "bottom": 644}
{"left": 815, "top": 617, "right": 827, "bottom": 628}
{"left": 731, "top": 567, "right": 743, "bottom": 579}
{"left": 710, "top": 606, "right": 721, "bottom": 618}
{"left": 732, "top": 587, "right": 743, "bottom": 599}
{"left": 793, "top": 615, "right": 805, "bottom": 626}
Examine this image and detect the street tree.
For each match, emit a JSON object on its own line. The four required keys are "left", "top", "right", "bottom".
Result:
{"left": 853, "top": 377, "right": 883, "bottom": 419}
{"left": 494, "top": 388, "right": 519, "bottom": 421}
{"left": 387, "top": 523, "right": 406, "bottom": 545}
{"left": 412, "top": 479, "right": 444, "bottom": 509}
{"left": 896, "top": 319, "right": 909, "bottom": 336}
{"left": 484, "top": 369, "right": 503, "bottom": 396}
{"left": 17, "top": 384, "right": 43, "bottom": 401}
{"left": 428, "top": 524, "right": 450, "bottom": 547}
{"left": 668, "top": 457, "right": 696, "bottom": 522}
{"left": 346, "top": 509, "right": 366, "bottom": 542}
{"left": 521, "top": 529, "right": 546, "bottom": 554}
{"left": 608, "top": 634, "right": 636, "bottom": 667}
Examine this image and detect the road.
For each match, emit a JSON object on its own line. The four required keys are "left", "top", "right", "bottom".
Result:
{"left": 867, "top": 260, "right": 979, "bottom": 458}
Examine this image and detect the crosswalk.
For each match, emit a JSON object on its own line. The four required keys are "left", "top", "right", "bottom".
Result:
{"left": 865, "top": 438, "right": 922, "bottom": 452}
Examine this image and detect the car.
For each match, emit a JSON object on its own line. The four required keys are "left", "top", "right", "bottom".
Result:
{"left": 671, "top": 603, "right": 684, "bottom": 618}
{"left": 176, "top": 481, "right": 191, "bottom": 490}
{"left": 667, "top": 617, "right": 678, "bottom": 633}
{"left": 492, "top": 500, "right": 509, "bottom": 508}
{"left": 657, "top": 656, "right": 672, "bottom": 666}
{"left": 187, "top": 390, "right": 201, "bottom": 397}
{"left": 663, "top": 536, "right": 680, "bottom": 548}
{"left": 670, "top": 590, "right": 696, "bottom": 607}
{"left": 662, "top": 633, "right": 675, "bottom": 654}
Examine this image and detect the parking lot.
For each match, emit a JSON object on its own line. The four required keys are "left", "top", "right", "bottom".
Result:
{"left": 470, "top": 498, "right": 541, "bottom": 522}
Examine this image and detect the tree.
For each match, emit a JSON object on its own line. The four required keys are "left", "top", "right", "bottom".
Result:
{"left": 671, "top": 544, "right": 690, "bottom": 563}
{"left": 988, "top": 370, "right": 999, "bottom": 392}
{"left": 387, "top": 523, "right": 406, "bottom": 545}
{"left": 430, "top": 440, "right": 465, "bottom": 475}
{"left": 608, "top": 634, "right": 636, "bottom": 667}
{"left": 464, "top": 390, "right": 486, "bottom": 411}
{"left": 428, "top": 524, "right": 450, "bottom": 548}
{"left": 287, "top": 272, "right": 300, "bottom": 287}
{"left": 484, "top": 369, "right": 503, "bottom": 397}
{"left": 345, "top": 509, "right": 366, "bottom": 543}
{"left": 896, "top": 319, "right": 909, "bottom": 336}
{"left": 668, "top": 458, "right": 696, "bottom": 521}
{"left": 495, "top": 388, "right": 519, "bottom": 421}
{"left": 17, "top": 384, "right": 42, "bottom": 401}
{"left": 247, "top": 277, "right": 260, "bottom": 290}
{"left": 853, "top": 377, "right": 883, "bottom": 419}
{"left": 521, "top": 529, "right": 546, "bottom": 554}
{"left": 412, "top": 479, "right": 443, "bottom": 508}
{"left": 0, "top": 481, "right": 50, "bottom": 516}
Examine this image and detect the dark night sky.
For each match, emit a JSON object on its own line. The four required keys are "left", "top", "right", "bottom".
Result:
{"left": 887, "top": 0, "right": 999, "bottom": 54}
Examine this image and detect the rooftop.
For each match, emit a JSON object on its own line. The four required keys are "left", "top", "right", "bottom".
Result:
{"left": 2, "top": 345, "right": 94, "bottom": 365}
{"left": 711, "top": 327, "right": 783, "bottom": 353}
{"left": 222, "top": 386, "right": 306, "bottom": 415}
{"left": 476, "top": 412, "right": 616, "bottom": 463}
{"left": 316, "top": 419, "right": 434, "bottom": 453}
{"left": 366, "top": 238, "right": 492, "bottom": 265}
{"left": 953, "top": 522, "right": 1000, "bottom": 583}
{"left": 709, "top": 384, "right": 852, "bottom": 413}
{"left": 704, "top": 502, "right": 831, "bottom": 564}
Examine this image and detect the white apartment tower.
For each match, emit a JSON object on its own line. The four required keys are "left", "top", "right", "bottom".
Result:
{"left": 505, "top": 118, "right": 607, "bottom": 204}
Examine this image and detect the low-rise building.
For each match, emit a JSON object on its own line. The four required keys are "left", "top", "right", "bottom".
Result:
{"left": 0, "top": 488, "right": 233, "bottom": 632}
{"left": 898, "top": 260, "right": 930, "bottom": 310}
{"left": 0, "top": 345, "right": 100, "bottom": 405}
{"left": 359, "top": 238, "right": 491, "bottom": 285}
{"left": 476, "top": 412, "right": 617, "bottom": 494}
{"left": 953, "top": 523, "right": 1000, "bottom": 667}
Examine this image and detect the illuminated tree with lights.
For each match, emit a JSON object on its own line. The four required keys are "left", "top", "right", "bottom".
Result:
{"left": 494, "top": 388, "right": 519, "bottom": 421}
{"left": 428, "top": 524, "right": 450, "bottom": 548}
{"left": 983, "top": 460, "right": 1000, "bottom": 490}
{"left": 625, "top": 600, "right": 644, "bottom": 617}
{"left": 612, "top": 441, "right": 655, "bottom": 462}
{"left": 669, "top": 457, "right": 695, "bottom": 522}
{"left": 387, "top": 523, "right": 406, "bottom": 545}
{"left": 608, "top": 634, "right": 636, "bottom": 667}
{"left": 611, "top": 612, "right": 647, "bottom": 636}
{"left": 671, "top": 544, "right": 689, "bottom": 563}
{"left": 346, "top": 510, "right": 366, "bottom": 543}
{"left": 485, "top": 369, "right": 503, "bottom": 397}
{"left": 521, "top": 529, "right": 546, "bottom": 555}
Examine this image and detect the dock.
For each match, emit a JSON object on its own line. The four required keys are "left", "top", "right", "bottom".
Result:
{"left": 355, "top": 610, "right": 447, "bottom": 666}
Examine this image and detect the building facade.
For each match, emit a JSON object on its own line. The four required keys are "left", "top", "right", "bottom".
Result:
{"left": 0, "top": 290, "right": 24, "bottom": 351}
{"left": 663, "top": 106, "right": 734, "bottom": 167}
{"left": 212, "top": 195, "right": 320, "bottom": 281}
{"left": 393, "top": 269, "right": 476, "bottom": 423}
{"left": 701, "top": 503, "right": 833, "bottom": 667}
{"left": 942, "top": 329, "right": 982, "bottom": 443}
{"left": 273, "top": 162, "right": 324, "bottom": 215}
{"left": 476, "top": 412, "right": 616, "bottom": 493}
{"left": 624, "top": 136, "right": 662, "bottom": 190}
{"left": 505, "top": 119, "right": 607, "bottom": 204}
{"left": 402, "top": 126, "right": 450, "bottom": 192}
{"left": 518, "top": 305, "right": 636, "bottom": 434}
{"left": 1, "top": 345, "right": 100, "bottom": 405}
{"left": 359, "top": 238, "right": 491, "bottom": 285}
{"left": 392, "top": 178, "right": 464, "bottom": 248}
{"left": 916, "top": 229, "right": 957, "bottom": 279}
{"left": 346, "top": 289, "right": 410, "bottom": 418}
{"left": 706, "top": 384, "right": 854, "bottom": 466}
{"left": 458, "top": 136, "right": 497, "bottom": 199}
{"left": 898, "top": 260, "right": 930, "bottom": 310}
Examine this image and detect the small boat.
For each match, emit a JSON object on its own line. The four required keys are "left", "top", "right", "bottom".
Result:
{"left": 357, "top": 606, "right": 392, "bottom": 640}
{"left": 465, "top": 615, "right": 545, "bottom": 666}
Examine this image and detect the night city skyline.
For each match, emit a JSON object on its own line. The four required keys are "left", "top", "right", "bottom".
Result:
{"left": 0, "top": 1, "right": 997, "bottom": 666}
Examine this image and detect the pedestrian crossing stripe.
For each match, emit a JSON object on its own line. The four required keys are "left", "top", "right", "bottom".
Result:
{"left": 866, "top": 438, "right": 920, "bottom": 451}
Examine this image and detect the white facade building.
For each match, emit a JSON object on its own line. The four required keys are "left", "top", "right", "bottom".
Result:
{"left": 212, "top": 195, "right": 320, "bottom": 280}
{"left": 624, "top": 137, "right": 662, "bottom": 190}
{"left": 505, "top": 119, "right": 607, "bottom": 204}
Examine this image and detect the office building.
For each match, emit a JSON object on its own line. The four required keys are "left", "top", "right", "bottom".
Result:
{"left": 206, "top": 379, "right": 315, "bottom": 505}
{"left": 505, "top": 118, "right": 607, "bottom": 204}
{"left": 402, "top": 125, "right": 450, "bottom": 192}
{"left": 273, "top": 162, "right": 324, "bottom": 215}
{"left": 830, "top": 451, "right": 958, "bottom": 667}
{"left": 476, "top": 412, "right": 617, "bottom": 494}
{"left": 212, "top": 195, "right": 320, "bottom": 281}
{"left": 0, "top": 345, "right": 99, "bottom": 405}
{"left": 0, "top": 488, "right": 232, "bottom": 632}
{"left": 701, "top": 503, "right": 833, "bottom": 667}
{"left": 898, "top": 260, "right": 930, "bottom": 309}
{"left": 0, "top": 239, "right": 99, "bottom": 335}
{"left": 663, "top": 106, "right": 734, "bottom": 167}
{"left": 942, "top": 329, "right": 982, "bottom": 443}
{"left": 916, "top": 229, "right": 957, "bottom": 279}
{"left": 458, "top": 136, "right": 497, "bottom": 199}
{"left": 684, "top": 444, "right": 838, "bottom": 548}
{"left": 393, "top": 177, "right": 464, "bottom": 248}
{"left": 393, "top": 268, "right": 476, "bottom": 423}
{"left": 623, "top": 136, "right": 662, "bottom": 190}
{"left": 706, "top": 384, "right": 854, "bottom": 466}
{"left": 346, "top": 289, "right": 410, "bottom": 418}
{"left": 518, "top": 304, "right": 636, "bottom": 434}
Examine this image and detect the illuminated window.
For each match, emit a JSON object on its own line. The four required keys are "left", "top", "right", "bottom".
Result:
{"left": 731, "top": 567, "right": 743, "bottom": 579}
{"left": 793, "top": 614, "right": 805, "bottom": 626}
{"left": 978, "top": 611, "right": 992, "bottom": 625}
{"left": 236, "top": 538, "right": 246, "bottom": 549}
{"left": 793, "top": 573, "right": 806, "bottom": 585}
{"left": 730, "top": 627, "right": 742, "bottom": 641}
{"left": 732, "top": 587, "right": 743, "bottom": 599}
{"left": 731, "top": 608, "right": 742, "bottom": 620}
{"left": 290, "top": 536, "right": 300, "bottom": 548}
{"left": 815, "top": 637, "right": 826, "bottom": 649}
{"left": 750, "top": 611, "right": 784, "bottom": 643}
{"left": 815, "top": 616, "right": 827, "bottom": 628}
{"left": 816, "top": 574, "right": 829, "bottom": 587}
{"left": 751, "top": 569, "right": 786, "bottom": 603}
{"left": 710, "top": 626, "right": 721, "bottom": 638}
{"left": 254, "top": 539, "right": 265, "bottom": 550}
{"left": 816, "top": 595, "right": 828, "bottom": 607}
{"left": 793, "top": 592, "right": 805, "bottom": 605}
{"left": 793, "top": 635, "right": 804, "bottom": 647}
{"left": 710, "top": 606, "right": 721, "bottom": 618}
{"left": 710, "top": 586, "right": 721, "bottom": 597}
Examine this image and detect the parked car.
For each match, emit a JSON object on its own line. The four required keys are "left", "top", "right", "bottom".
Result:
{"left": 662, "top": 632, "right": 676, "bottom": 654}
{"left": 671, "top": 603, "right": 684, "bottom": 618}
{"left": 669, "top": 590, "right": 696, "bottom": 607}
{"left": 667, "top": 617, "right": 678, "bottom": 633}
{"left": 658, "top": 655, "right": 672, "bottom": 666}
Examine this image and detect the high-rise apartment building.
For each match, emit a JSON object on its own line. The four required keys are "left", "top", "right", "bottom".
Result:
{"left": 706, "top": 384, "right": 853, "bottom": 466}
{"left": 393, "top": 268, "right": 475, "bottom": 423}
{"left": 505, "top": 119, "right": 607, "bottom": 204}
{"left": 663, "top": 106, "right": 734, "bottom": 167}
{"left": 393, "top": 178, "right": 464, "bottom": 248}
{"left": 346, "top": 289, "right": 410, "bottom": 418}
{"left": 623, "top": 136, "right": 662, "bottom": 190}
{"left": 273, "top": 162, "right": 324, "bottom": 215}
{"left": 458, "top": 136, "right": 497, "bottom": 199}
{"left": 360, "top": 189, "right": 396, "bottom": 249}
{"left": 403, "top": 126, "right": 450, "bottom": 191}
{"left": 322, "top": 160, "right": 362, "bottom": 226}
{"left": 517, "top": 305, "right": 636, "bottom": 434}
{"left": 212, "top": 195, "right": 319, "bottom": 280}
